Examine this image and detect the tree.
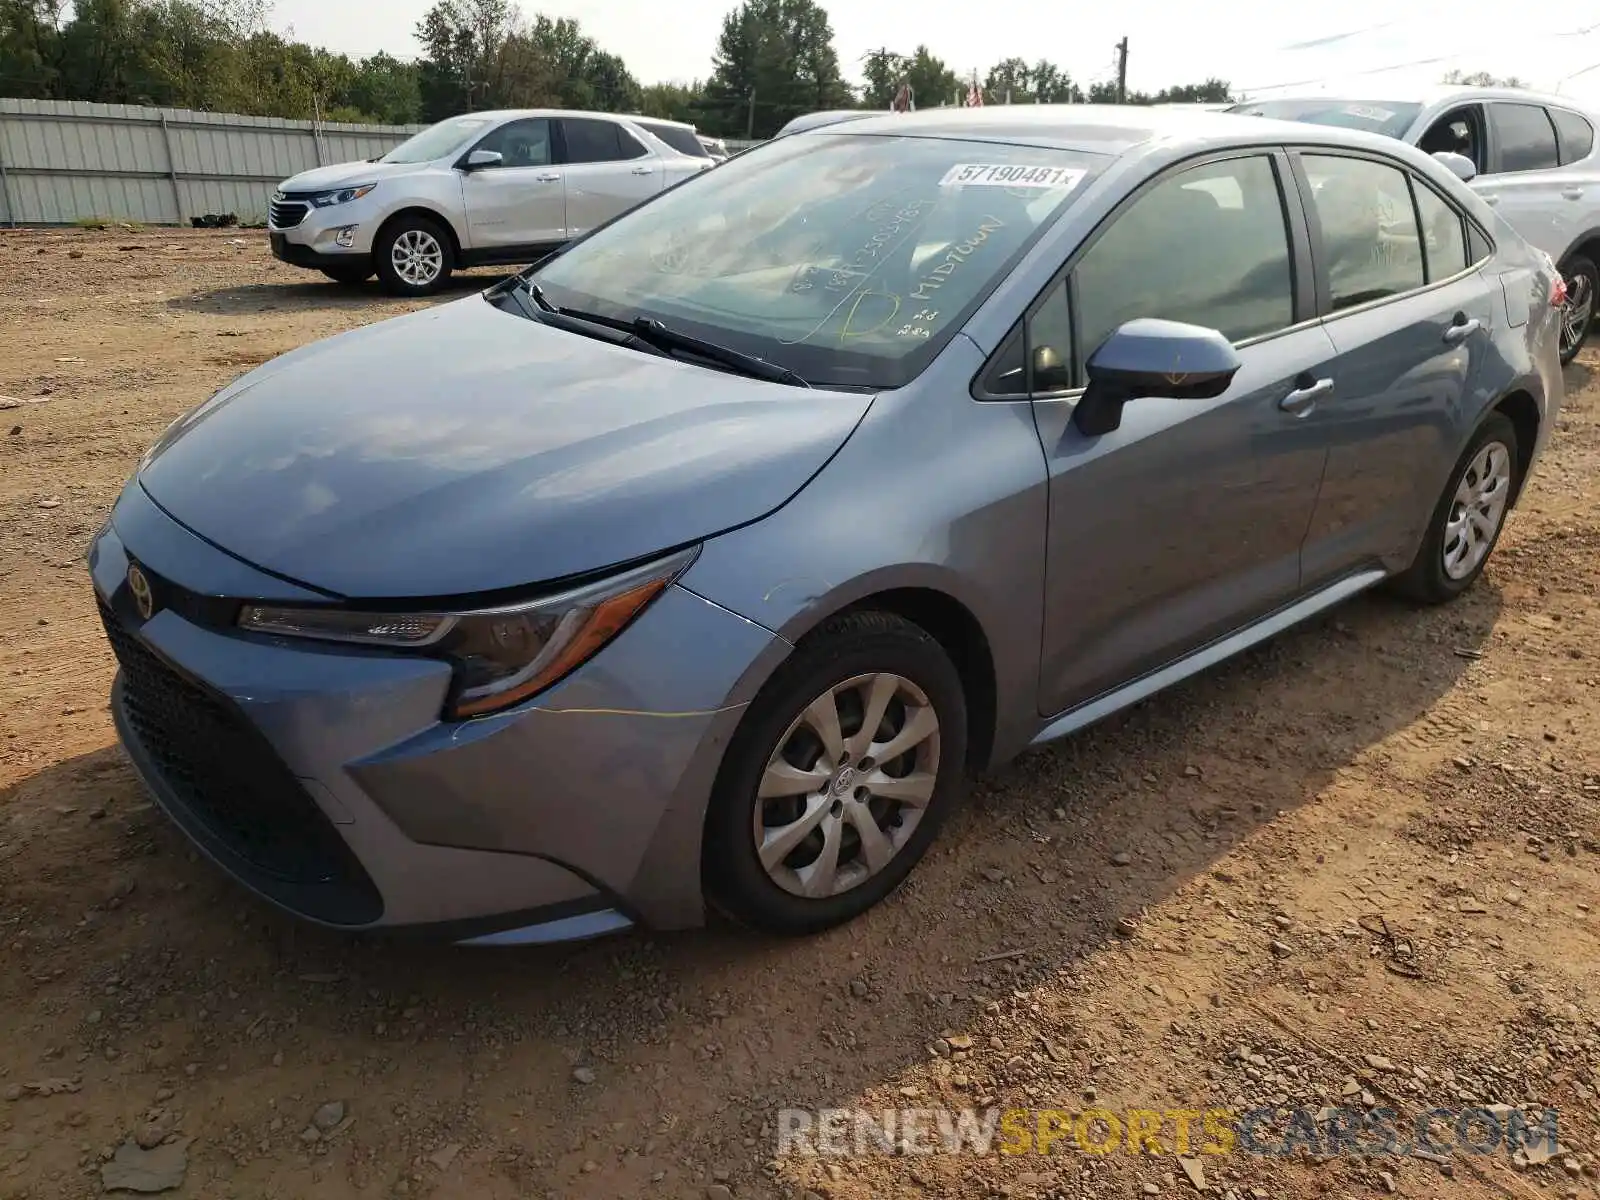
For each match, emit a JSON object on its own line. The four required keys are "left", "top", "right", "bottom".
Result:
{"left": 982, "top": 57, "right": 1083, "bottom": 105}
{"left": 901, "top": 45, "right": 956, "bottom": 109}
{"left": 859, "top": 47, "right": 905, "bottom": 109}
{"left": 1443, "top": 68, "right": 1526, "bottom": 89}
{"left": 638, "top": 80, "right": 703, "bottom": 122}
{"left": 1149, "top": 78, "right": 1233, "bottom": 103}
{"left": 703, "top": 0, "right": 851, "bottom": 138}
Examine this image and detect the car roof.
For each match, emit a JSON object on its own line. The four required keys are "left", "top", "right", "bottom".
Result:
{"left": 441, "top": 108, "right": 650, "bottom": 124}
{"left": 794, "top": 103, "right": 1411, "bottom": 159}
{"left": 628, "top": 114, "right": 697, "bottom": 130}
{"left": 1236, "top": 86, "right": 1595, "bottom": 115}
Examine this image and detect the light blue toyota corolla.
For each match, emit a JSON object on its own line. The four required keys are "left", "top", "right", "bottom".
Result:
{"left": 91, "top": 107, "right": 1564, "bottom": 945}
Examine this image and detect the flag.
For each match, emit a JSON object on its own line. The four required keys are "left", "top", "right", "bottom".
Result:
{"left": 966, "top": 72, "right": 983, "bottom": 107}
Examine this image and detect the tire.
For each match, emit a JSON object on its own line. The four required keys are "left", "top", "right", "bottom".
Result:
{"left": 703, "top": 610, "right": 968, "bottom": 936}
{"left": 1390, "top": 411, "right": 1520, "bottom": 604}
{"left": 320, "top": 264, "right": 372, "bottom": 285}
{"left": 1559, "top": 254, "right": 1596, "bottom": 366}
{"left": 373, "top": 215, "right": 453, "bottom": 297}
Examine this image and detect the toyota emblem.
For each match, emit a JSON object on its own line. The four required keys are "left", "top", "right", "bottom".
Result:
{"left": 127, "top": 563, "right": 155, "bottom": 621}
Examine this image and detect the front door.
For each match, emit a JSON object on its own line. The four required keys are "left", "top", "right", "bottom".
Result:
{"left": 459, "top": 117, "right": 566, "bottom": 248}
{"left": 1022, "top": 152, "right": 1336, "bottom": 716}
{"left": 556, "top": 118, "right": 663, "bottom": 239}
{"left": 1290, "top": 149, "right": 1500, "bottom": 584}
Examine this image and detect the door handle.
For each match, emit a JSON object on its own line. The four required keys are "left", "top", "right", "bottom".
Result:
{"left": 1444, "top": 315, "right": 1483, "bottom": 344}
{"left": 1564, "top": 186, "right": 1585, "bottom": 200}
{"left": 631, "top": 166, "right": 654, "bottom": 175}
{"left": 535, "top": 172, "right": 561, "bottom": 182}
{"left": 1484, "top": 195, "right": 1501, "bottom": 206}
{"left": 1280, "top": 377, "right": 1333, "bottom": 416}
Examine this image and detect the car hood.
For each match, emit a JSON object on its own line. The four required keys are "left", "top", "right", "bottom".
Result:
{"left": 136, "top": 298, "right": 873, "bottom": 599}
{"left": 279, "top": 160, "right": 421, "bottom": 192}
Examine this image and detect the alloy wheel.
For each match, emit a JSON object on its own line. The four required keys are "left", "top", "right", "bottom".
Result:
{"left": 1442, "top": 439, "right": 1512, "bottom": 581}
{"left": 752, "top": 672, "right": 941, "bottom": 899}
{"left": 391, "top": 229, "right": 444, "bottom": 288}
{"left": 1561, "top": 270, "right": 1594, "bottom": 360}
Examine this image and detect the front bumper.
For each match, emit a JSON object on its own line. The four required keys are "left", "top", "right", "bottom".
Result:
{"left": 267, "top": 194, "right": 382, "bottom": 265}
{"left": 91, "top": 483, "right": 788, "bottom": 942}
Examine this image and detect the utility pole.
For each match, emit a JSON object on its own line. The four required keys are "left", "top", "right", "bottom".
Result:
{"left": 1115, "top": 37, "right": 1128, "bottom": 103}
{"left": 746, "top": 87, "right": 757, "bottom": 139}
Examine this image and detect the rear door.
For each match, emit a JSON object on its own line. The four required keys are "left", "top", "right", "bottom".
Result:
{"left": 1473, "top": 101, "right": 1571, "bottom": 258}
{"left": 457, "top": 117, "right": 565, "bottom": 248}
{"left": 556, "top": 118, "right": 664, "bottom": 238}
{"left": 1290, "top": 149, "right": 1500, "bottom": 585}
{"left": 1004, "top": 150, "right": 1340, "bottom": 716}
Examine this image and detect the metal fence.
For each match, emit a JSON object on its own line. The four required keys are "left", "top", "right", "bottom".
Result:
{"left": 0, "top": 98, "right": 425, "bottom": 227}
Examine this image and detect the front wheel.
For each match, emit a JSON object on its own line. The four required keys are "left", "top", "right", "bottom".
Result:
{"left": 374, "top": 216, "right": 453, "bottom": 297}
{"left": 1560, "top": 254, "right": 1596, "bottom": 366}
{"left": 703, "top": 611, "right": 968, "bottom": 936}
{"left": 1390, "top": 411, "right": 1520, "bottom": 604}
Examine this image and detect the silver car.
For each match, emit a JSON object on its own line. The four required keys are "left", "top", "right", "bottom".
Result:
{"left": 96, "top": 107, "right": 1563, "bottom": 946}
{"left": 266, "top": 109, "right": 710, "bottom": 296}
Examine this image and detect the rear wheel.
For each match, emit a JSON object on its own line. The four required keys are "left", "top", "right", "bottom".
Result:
{"left": 703, "top": 611, "right": 968, "bottom": 936}
{"left": 1559, "top": 254, "right": 1596, "bottom": 365}
{"left": 374, "top": 215, "right": 453, "bottom": 297}
{"left": 1391, "top": 412, "right": 1520, "bottom": 604}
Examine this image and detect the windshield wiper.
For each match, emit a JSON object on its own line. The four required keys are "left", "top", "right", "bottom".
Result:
{"left": 521, "top": 281, "right": 810, "bottom": 388}
{"left": 490, "top": 277, "right": 668, "bottom": 357}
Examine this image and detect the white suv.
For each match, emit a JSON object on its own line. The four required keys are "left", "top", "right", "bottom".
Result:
{"left": 266, "top": 109, "right": 711, "bottom": 296}
{"left": 1230, "top": 88, "right": 1600, "bottom": 363}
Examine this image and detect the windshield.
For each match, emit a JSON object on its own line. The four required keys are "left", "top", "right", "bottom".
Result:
{"left": 379, "top": 115, "right": 495, "bottom": 164}
{"left": 638, "top": 121, "right": 710, "bottom": 158}
{"left": 532, "top": 133, "right": 1102, "bottom": 388}
{"left": 1226, "top": 99, "right": 1423, "bottom": 140}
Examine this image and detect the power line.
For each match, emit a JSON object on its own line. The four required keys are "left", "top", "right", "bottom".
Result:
{"left": 1239, "top": 52, "right": 1460, "bottom": 94}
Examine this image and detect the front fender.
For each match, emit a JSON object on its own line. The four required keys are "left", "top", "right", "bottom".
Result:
{"left": 677, "top": 337, "right": 1052, "bottom": 767}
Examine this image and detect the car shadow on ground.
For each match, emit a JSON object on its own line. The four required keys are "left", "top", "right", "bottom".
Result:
{"left": 0, "top": 573, "right": 1505, "bottom": 1190}
{"left": 165, "top": 269, "right": 514, "bottom": 318}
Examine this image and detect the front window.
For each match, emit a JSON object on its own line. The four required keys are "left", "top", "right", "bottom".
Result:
{"left": 532, "top": 133, "right": 1103, "bottom": 388}
{"left": 380, "top": 115, "right": 494, "bottom": 164}
{"left": 1227, "top": 99, "right": 1422, "bottom": 140}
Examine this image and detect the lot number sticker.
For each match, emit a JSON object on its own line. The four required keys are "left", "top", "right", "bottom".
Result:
{"left": 939, "top": 164, "right": 1086, "bottom": 190}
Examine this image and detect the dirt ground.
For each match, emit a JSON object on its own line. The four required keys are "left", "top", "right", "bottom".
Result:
{"left": 2, "top": 227, "right": 1600, "bottom": 1200}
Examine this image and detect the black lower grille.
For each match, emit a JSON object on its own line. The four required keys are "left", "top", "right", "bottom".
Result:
{"left": 269, "top": 199, "right": 309, "bottom": 229}
{"left": 100, "top": 601, "right": 380, "bottom": 921}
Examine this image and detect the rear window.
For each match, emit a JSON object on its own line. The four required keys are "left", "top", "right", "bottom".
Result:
{"left": 1227, "top": 99, "right": 1422, "bottom": 140}
{"left": 1489, "top": 103, "right": 1560, "bottom": 172}
{"left": 639, "top": 121, "right": 710, "bottom": 158}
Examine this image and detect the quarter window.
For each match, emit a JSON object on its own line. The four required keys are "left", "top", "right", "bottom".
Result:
{"left": 1550, "top": 107, "right": 1596, "bottom": 164}
{"left": 1301, "top": 154, "right": 1425, "bottom": 311}
{"left": 1412, "top": 182, "right": 1469, "bottom": 281}
{"left": 1071, "top": 155, "right": 1295, "bottom": 369}
{"left": 1489, "top": 103, "right": 1560, "bottom": 172}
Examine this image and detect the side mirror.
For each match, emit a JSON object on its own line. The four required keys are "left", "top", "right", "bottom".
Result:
{"left": 1074, "top": 318, "right": 1242, "bottom": 436}
{"left": 1432, "top": 151, "right": 1477, "bottom": 183}
{"left": 462, "top": 149, "right": 503, "bottom": 171}
{"left": 1032, "top": 344, "right": 1072, "bottom": 392}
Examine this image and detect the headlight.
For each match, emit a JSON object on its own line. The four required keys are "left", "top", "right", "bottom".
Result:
{"left": 237, "top": 548, "right": 697, "bottom": 719}
{"left": 309, "top": 184, "right": 376, "bottom": 208}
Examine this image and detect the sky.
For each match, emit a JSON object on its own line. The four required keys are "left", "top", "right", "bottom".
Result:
{"left": 266, "top": 0, "right": 1600, "bottom": 108}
